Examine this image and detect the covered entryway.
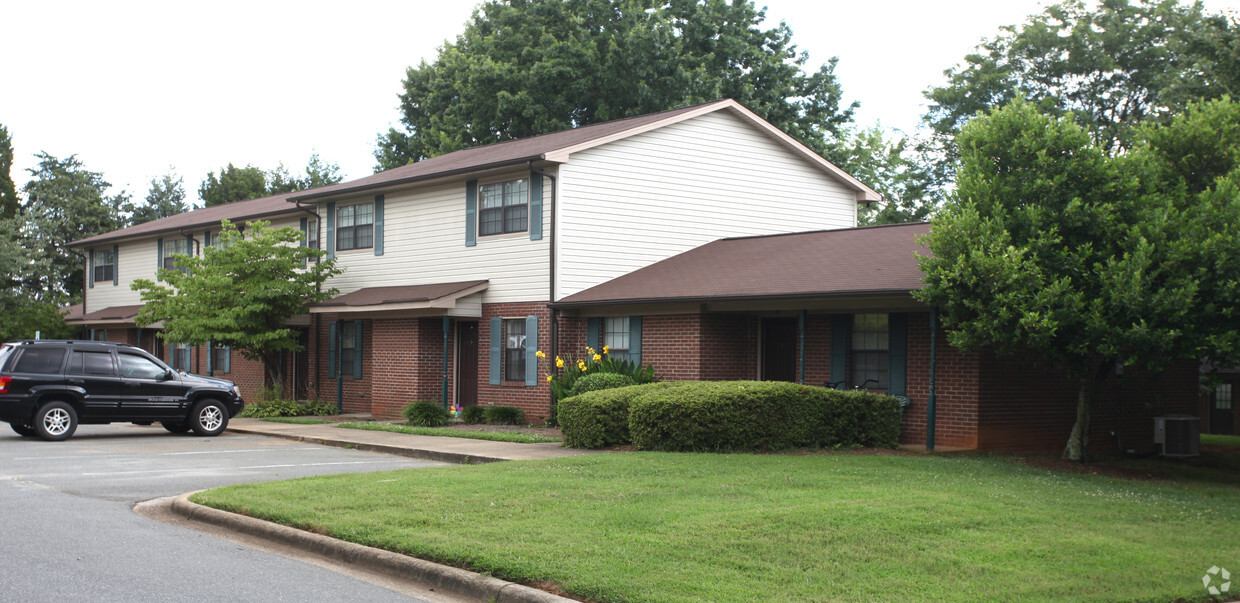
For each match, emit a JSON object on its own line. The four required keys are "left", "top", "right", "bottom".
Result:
{"left": 761, "top": 317, "right": 798, "bottom": 382}
{"left": 457, "top": 320, "right": 479, "bottom": 406}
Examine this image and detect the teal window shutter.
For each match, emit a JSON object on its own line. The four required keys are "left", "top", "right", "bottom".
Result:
{"left": 299, "top": 218, "right": 307, "bottom": 265}
{"left": 465, "top": 180, "right": 478, "bottom": 247}
{"left": 328, "top": 321, "right": 338, "bottom": 379}
{"left": 524, "top": 316, "right": 539, "bottom": 386}
{"left": 326, "top": 202, "right": 336, "bottom": 259}
{"left": 156, "top": 238, "right": 163, "bottom": 281}
{"left": 206, "top": 340, "right": 213, "bottom": 375}
{"left": 352, "top": 321, "right": 364, "bottom": 379}
{"left": 830, "top": 315, "right": 849, "bottom": 389}
{"left": 374, "top": 195, "right": 385, "bottom": 256}
{"left": 628, "top": 316, "right": 642, "bottom": 366}
{"left": 223, "top": 347, "right": 231, "bottom": 373}
{"left": 489, "top": 317, "right": 502, "bottom": 385}
{"left": 204, "top": 231, "right": 211, "bottom": 249}
{"left": 186, "top": 234, "right": 194, "bottom": 257}
{"left": 112, "top": 244, "right": 119, "bottom": 285}
{"left": 587, "top": 318, "right": 600, "bottom": 351}
{"left": 528, "top": 171, "right": 543, "bottom": 240}
{"left": 888, "top": 313, "right": 908, "bottom": 397}
{"left": 88, "top": 250, "right": 95, "bottom": 289}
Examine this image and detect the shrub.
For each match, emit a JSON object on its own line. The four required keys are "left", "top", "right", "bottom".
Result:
{"left": 461, "top": 405, "right": 487, "bottom": 425}
{"left": 239, "top": 397, "right": 339, "bottom": 418}
{"left": 484, "top": 405, "right": 526, "bottom": 425}
{"left": 558, "top": 382, "right": 685, "bottom": 448}
{"left": 300, "top": 399, "right": 339, "bottom": 416}
{"left": 625, "top": 381, "right": 902, "bottom": 452}
{"left": 537, "top": 346, "right": 657, "bottom": 403}
{"left": 568, "top": 372, "right": 636, "bottom": 397}
{"left": 403, "top": 401, "right": 451, "bottom": 427}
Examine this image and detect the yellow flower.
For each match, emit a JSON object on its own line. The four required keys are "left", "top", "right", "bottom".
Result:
{"left": 536, "top": 350, "right": 546, "bottom": 359}
{"left": 546, "top": 374, "right": 554, "bottom": 382}
{"left": 603, "top": 345, "right": 610, "bottom": 354}
{"left": 592, "top": 354, "right": 602, "bottom": 362}
{"left": 586, "top": 347, "right": 595, "bottom": 355}
{"left": 556, "top": 357, "right": 565, "bottom": 368}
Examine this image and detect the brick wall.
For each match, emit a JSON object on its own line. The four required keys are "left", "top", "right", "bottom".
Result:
{"left": 642, "top": 314, "right": 704, "bottom": 380}
{"left": 701, "top": 314, "right": 758, "bottom": 381}
{"left": 367, "top": 318, "right": 456, "bottom": 420}
{"left": 314, "top": 316, "right": 375, "bottom": 414}
{"left": 479, "top": 302, "right": 554, "bottom": 423}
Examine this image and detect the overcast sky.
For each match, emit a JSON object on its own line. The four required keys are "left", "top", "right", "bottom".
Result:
{"left": 4, "top": 0, "right": 1238, "bottom": 204}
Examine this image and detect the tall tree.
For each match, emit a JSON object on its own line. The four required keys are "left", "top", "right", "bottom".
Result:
{"left": 22, "top": 152, "right": 128, "bottom": 298}
{"left": 266, "top": 153, "right": 345, "bottom": 194}
{"left": 198, "top": 163, "right": 267, "bottom": 207}
{"left": 0, "top": 125, "right": 17, "bottom": 219}
{"left": 0, "top": 217, "right": 76, "bottom": 341}
{"left": 839, "top": 126, "right": 935, "bottom": 225}
{"left": 127, "top": 170, "right": 190, "bottom": 225}
{"left": 375, "top": 0, "right": 856, "bottom": 170}
{"left": 915, "top": 97, "right": 1240, "bottom": 461}
{"left": 922, "top": 0, "right": 1240, "bottom": 189}
{"left": 132, "top": 220, "right": 342, "bottom": 386}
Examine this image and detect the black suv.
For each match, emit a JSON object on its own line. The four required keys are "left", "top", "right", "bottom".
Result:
{"left": 0, "top": 340, "right": 245, "bottom": 441}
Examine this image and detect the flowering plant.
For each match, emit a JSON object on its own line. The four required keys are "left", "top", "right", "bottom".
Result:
{"left": 538, "top": 345, "right": 656, "bottom": 401}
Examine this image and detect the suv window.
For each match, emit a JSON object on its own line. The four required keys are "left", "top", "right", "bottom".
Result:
{"left": 117, "top": 353, "right": 167, "bottom": 380}
{"left": 13, "top": 348, "right": 67, "bottom": 374}
{"left": 69, "top": 351, "right": 117, "bottom": 377}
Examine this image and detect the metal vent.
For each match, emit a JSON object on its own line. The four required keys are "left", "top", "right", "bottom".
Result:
{"left": 1154, "top": 415, "right": 1201, "bottom": 458}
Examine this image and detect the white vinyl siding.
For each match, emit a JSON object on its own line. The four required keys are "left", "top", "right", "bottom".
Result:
{"left": 318, "top": 173, "right": 552, "bottom": 304}
{"left": 556, "top": 110, "right": 859, "bottom": 299}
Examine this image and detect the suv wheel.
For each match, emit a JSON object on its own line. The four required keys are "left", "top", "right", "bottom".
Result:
{"left": 190, "top": 399, "right": 228, "bottom": 436}
{"left": 34, "top": 401, "right": 78, "bottom": 441}
{"left": 10, "top": 423, "right": 36, "bottom": 437}
{"left": 162, "top": 421, "right": 191, "bottom": 434}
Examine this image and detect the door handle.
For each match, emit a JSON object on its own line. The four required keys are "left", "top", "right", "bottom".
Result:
{"left": 67, "top": 378, "right": 84, "bottom": 385}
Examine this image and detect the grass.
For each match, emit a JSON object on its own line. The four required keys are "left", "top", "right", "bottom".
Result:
{"left": 335, "top": 421, "right": 561, "bottom": 444}
{"left": 1201, "top": 433, "right": 1240, "bottom": 448}
{"left": 259, "top": 417, "right": 332, "bottom": 425}
{"left": 191, "top": 450, "right": 1238, "bottom": 602}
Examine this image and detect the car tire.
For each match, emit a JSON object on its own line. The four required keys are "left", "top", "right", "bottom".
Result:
{"left": 162, "top": 421, "right": 191, "bottom": 434}
{"left": 11, "top": 423, "right": 36, "bottom": 437}
{"left": 190, "top": 399, "right": 228, "bottom": 437}
{"left": 34, "top": 401, "right": 78, "bottom": 441}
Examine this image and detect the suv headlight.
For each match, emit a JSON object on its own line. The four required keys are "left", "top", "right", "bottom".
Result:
{"left": 232, "top": 385, "right": 242, "bottom": 399}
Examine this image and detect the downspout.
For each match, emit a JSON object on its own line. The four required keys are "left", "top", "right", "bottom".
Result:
{"left": 442, "top": 316, "right": 451, "bottom": 409}
{"left": 927, "top": 306, "right": 939, "bottom": 451}
{"left": 529, "top": 161, "right": 559, "bottom": 417}
{"left": 798, "top": 310, "right": 807, "bottom": 385}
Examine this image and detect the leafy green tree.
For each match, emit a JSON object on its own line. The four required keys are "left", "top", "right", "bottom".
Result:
{"left": 922, "top": 0, "right": 1240, "bottom": 188}
{"left": 0, "top": 125, "right": 17, "bottom": 220}
{"left": 131, "top": 220, "right": 342, "bottom": 386}
{"left": 0, "top": 217, "right": 76, "bottom": 341}
{"left": 266, "top": 153, "right": 345, "bottom": 194}
{"left": 840, "top": 126, "right": 935, "bottom": 225}
{"left": 22, "top": 152, "right": 128, "bottom": 298}
{"left": 198, "top": 163, "right": 267, "bottom": 207}
{"left": 915, "top": 97, "right": 1240, "bottom": 461}
{"left": 127, "top": 171, "right": 191, "bottom": 225}
{"left": 375, "top": 0, "right": 856, "bottom": 170}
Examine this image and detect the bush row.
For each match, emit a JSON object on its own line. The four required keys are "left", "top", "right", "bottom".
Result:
{"left": 239, "top": 398, "right": 338, "bottom": 418}
{"left": 402, "top": 402, "right": 527, "bottom": 427}
{"left": 558, "top": 381, "right": 901, "bottom": 451}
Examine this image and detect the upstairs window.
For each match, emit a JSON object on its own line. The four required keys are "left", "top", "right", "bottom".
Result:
{"left": 306, "top": 219, "right": 319, "bottom": 262}
{"left": 851, "top": 314, "right": 889, "bottom": 390}
{"left": 480, "top": 179, "right": 528, "bottom": 236}
{"left": 163, "top": 239, "right": 190, "bottom": 272}
{"left": 337, "top": 203, "right": 373, "bottom": 251}
{"left": 94, "top": 249, "right": 115, "bottom": 283}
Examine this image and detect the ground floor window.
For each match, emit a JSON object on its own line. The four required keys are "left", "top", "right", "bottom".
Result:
{"left": 91, "top": 329, "right": 108, "bottom": 341}
{"left": 1216, "top": 384, "right": 1233, "bottom": 410}
{"left": 851, "top": 314, "right": 889, "bottom": 389}
{"left": 211, "top": 344, "right": 230, "bottom": 374}
{"left": 603, "top": 317, "right": 630, "bottom": 361}
{"left": 341, "top": 326, "right": 357, "bottom": 377}
{"left": 171, "top": 342, "right": 191, "bottom": 371}
{"left": 504, "top": 319, "right": 526, "bottom": 382}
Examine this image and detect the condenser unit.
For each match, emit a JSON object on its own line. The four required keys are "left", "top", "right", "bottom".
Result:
{"left": 1153, "top": 415, "right": 1200, "bottom": 458}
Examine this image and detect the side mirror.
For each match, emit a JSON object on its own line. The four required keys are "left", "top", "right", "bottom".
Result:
{"left": 164, "top": 369, "right": 176, "bottom": 381}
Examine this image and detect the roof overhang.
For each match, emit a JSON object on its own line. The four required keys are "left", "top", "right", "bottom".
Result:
{"left": 552, "top": 291, "right": 925, "bottom": 317}
{"left": 310, "top": 281, "right": 489, "bottom": 317}
{"left": 65, "top": 304, "right": 145, "bottom": 326}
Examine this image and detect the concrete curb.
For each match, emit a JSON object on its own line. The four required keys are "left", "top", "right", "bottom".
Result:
{"left": 170, "top": 492, "right": 572, "bottom": 603}
{"left": 226, "top": 424, "right": 505, "bottom": 465}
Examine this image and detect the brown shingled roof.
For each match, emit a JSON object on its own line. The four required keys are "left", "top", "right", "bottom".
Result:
{"left": 315, "top": 280, "right": 489, "bottom": 309}
{"left": 554, "top": 222, "right": 931, "bottom": 307}
{"left": 71, "top": 192, "right": 307, "bottom": 248}
{"left": 65, "top": 304, "right": 144, "bottom": 324}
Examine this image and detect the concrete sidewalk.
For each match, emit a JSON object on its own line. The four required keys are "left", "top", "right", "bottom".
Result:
{"left": 226, "top": 417, "right": 598, "bottom": 464}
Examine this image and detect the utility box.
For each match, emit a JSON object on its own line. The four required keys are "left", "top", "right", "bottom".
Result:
{"left": 1154, "top": 415, "right": 1201, "bottom": 458}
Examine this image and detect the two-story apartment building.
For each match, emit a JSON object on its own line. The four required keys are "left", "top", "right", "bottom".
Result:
{"left": 69, "top": 99, "right": 1198, "bottom": 452}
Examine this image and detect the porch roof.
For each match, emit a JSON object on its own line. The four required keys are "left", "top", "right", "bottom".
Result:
{"left": 65, "top": 304, "right": 144, "bottom": 325}
{"left": 553, "top": 222, "right": 931, "bottom": 308}
{"left": 311, "top": 280, "right": 489, "bottom": 315}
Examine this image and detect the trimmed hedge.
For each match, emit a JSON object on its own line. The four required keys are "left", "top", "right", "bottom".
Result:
{"left": 559, "top": 381, "right": 902, "bottom": 451}
{"left": 568, "top": 372, "right": 637, "bottom": 397}
{"left": 484, "top": 405, "right": 526, "bottom": 425}
{"left": 403, "top": 401, "right": 451, "bottom": 427}
{"left": 461, "top": 405, "right": 487, "bottom": 425}
{"left": 239, "top": 398, "right": 339, "bottom": 418}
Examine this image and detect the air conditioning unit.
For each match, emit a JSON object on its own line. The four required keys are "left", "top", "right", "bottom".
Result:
{"left": 1154, "top": 415, "right": 1200, "bottom": 458}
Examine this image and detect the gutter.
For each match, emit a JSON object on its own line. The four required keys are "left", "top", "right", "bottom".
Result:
{"left": 548, "top": 288, "right": 925, "bottom": 310}
{"left": 286, "top": 156, "right": 548, "bottom": 203}
{"left": 527, "top": 161, "right": 560, "bottom": 417}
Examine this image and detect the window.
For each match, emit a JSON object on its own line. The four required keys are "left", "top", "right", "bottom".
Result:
{"left": 69, "top": 351, "right": 116, "bottom": 376}
{"left": 94, "top": 249, "right": 115, "bottom": 284}
{"left": 163, "top": 239, "right": 190, "bottom": 272}
{"left": 504, "top": 319, "right": 526, "bottom": 382}
{"left": 171, "top": 342, "right": 191, "bottom": 372}
{"left": 306, "top": 219, "right": 319, "bottom": 262}
{"left": 14, "top": 348, "right": 66, "bottom": 374}
{"left": 337, "top": 203, "right": 374, "bottom": 251}
{"left": 603, "top": 317, "right": 630, "bottom": 361}
{"left": 479, "top": 179, "right": 528, "bottom": 236}
{"left": 851, "top": 314, "right": 889, "bottom": 389}
{"left": 118, "top": 353, "right": 167, "bottom": 380}
{"left": 211, "top": 344, "right": 230, "bottom": 374}
{"left": 1216, "top": 384, "right": 1234, "bottom": 411}
{"left": 340, "top": 326, "right": 357, "bottom": 377}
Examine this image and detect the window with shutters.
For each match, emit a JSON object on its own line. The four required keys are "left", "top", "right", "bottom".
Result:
{"left": 504, "top": 319, "right": 526, "bottom": 382}
{"left": 171, "top": 342, "right": 191, "bottom": 372}
{"left": 340, "top": 325, "right": 357, "bottom": 377}
{"left": 479, "top": 179, "right": 528, "bottom": 236}
{"left": 1216, "top": 384, "right": 1234, "bottom": 411}
{"left": 163, "top": 239, "right": 190, "bottom": 272}
{"left": 212, "top": 344, "right": 230, "bottom": 374}
{"left": 336, "top": 203, "right": 373, "bottom": 251}
{"left": 94, "top": 249, "right": 115, "bottom": 284}
{"left": 306, "top": 219, "right": 319, "bottom": 262}
{"left": 851, "top": 314, "right": 889, "bottom": 390}
{"left": 603, "top": 317, "right": 630, "bottom": 361}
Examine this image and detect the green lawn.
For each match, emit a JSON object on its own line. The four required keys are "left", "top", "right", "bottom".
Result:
{"left": 259, "top": 417, "right": 333, "bottom": 425}
{"left": 191, "top": 451, "right": 1238, "bottom": 602}
{"left": 334, "top": 421, "right": 561, "bottom": 444}
{"left": 1201, "top": 433, "right": 1240, "bottom": 448}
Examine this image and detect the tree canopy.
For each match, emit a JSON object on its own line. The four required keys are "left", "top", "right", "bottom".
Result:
{"left": 375, "top": 0, "right": 857, "bottom": 170}
{"left": 266, "top": 152, "right": 345, "bottom": 194}
{"left": 127, "top": 171, "right": 191, "bottom": 225}
{"left": 200, "top": 154, "right": 345, "bottom": 206}
{"left": 0, "top": 125, "right": 17, "bottom": 220}
{"left": 915, "top": 96, "right": 1240, "bottom": 461}
{"left": 921, "top": 0, "right": 1240, "bottom": 189}
{"left": 131, "top": 220, "right": 342, "bottom": 386}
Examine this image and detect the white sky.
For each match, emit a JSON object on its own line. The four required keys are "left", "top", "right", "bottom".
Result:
{"left": 4, "top": 0, "right": 1239, "bottom": 204}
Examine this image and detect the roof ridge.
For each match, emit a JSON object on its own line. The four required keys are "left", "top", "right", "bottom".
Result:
{"left": 719, "top": 221, "right": 930, "bottom": 242}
